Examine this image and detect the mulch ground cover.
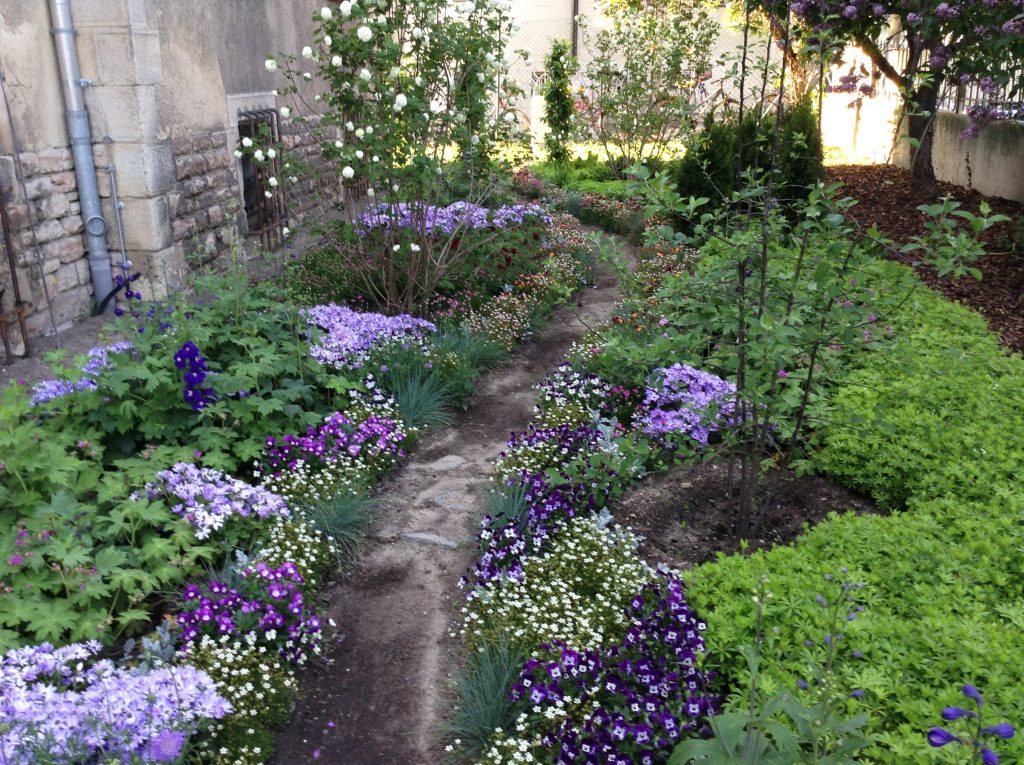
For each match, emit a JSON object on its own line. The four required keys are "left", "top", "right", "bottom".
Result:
{"left": 827, "top": 163, "right": 1024, "bottom": 353}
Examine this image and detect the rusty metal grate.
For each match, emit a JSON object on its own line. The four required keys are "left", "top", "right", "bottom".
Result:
{"left": 238, "top": 108, "right": 287, "bottom": 252}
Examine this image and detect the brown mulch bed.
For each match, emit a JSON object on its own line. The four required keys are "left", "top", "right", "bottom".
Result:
{"left": 618, "top": 459, "right": 881, "bottom": 570}
{"left": 827, "top": 163, "right": 1024, "bottom": 353}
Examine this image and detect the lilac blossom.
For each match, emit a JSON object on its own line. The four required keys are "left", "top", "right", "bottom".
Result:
{"left": 0, "top": 641, "right": 230, "bottom": 765}
{"left": 303, "top": 304, "right": 435, "bottom": 369}
{"left": 140, "top": 463, "right": 289, "bottom": 540}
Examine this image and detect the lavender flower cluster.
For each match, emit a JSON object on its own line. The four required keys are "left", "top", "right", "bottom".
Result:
{"left": 140, "top": 462, "right": 290, "bottom": 541}
{"left": 357, "top": 201, "right": 551, "bottom": 236}
{"left": 303, "top": 303, "right": 436, "bottom": 369}
{"left": 173, "top": 340, "right": 216, "bottom": 411}
{"left": 508, "top": 573, "right": 714, "bottom": 765}
{"left": 533, "top": 362, "right": 613, "bottom": 426}
{"left": 29, "top": 342, "right": 134, "bottom": 407}
{"left": 0, "top": 640, "right": 231, "bottom": 765}
{"left": 178, "top": 561, "right": 321, "bottom": 666}
{"left": 495, "top": 422, "right": 606, "bottom": 483}
{"left": 638, "top": 364, "right": 739, "bottom": 446}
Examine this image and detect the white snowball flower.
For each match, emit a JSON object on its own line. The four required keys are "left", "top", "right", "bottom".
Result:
{"left": 314, "top": 94, "right": 322, "bottom": 102}
{"left": 372, "top": 155, "right": 379, "bottom": 162}
{"left": 503, "top": 111, "right": 515, "bottom": 123}
{"left": 342, "top": 166, "right": 355, "bottom": 179}
{"left": 412, "top": 27, "right": 423, "bottom": 39}
{"left": 414, "top": 76, "right": 423, "bottom": 87}
{"left": 302, "top": 46, "right": 314, "bottom": 59}
{"left": 402, "top": 41, "right": 414, "bottom": 54}
{"left": 290, "top": 175, "right": 298, "bottom": 183}
{"left": 280, "top": 106, "right": 290, "bottom": 118}
{"left": 359, "top": 68, "right": 371, "bottom": 81}
{"left": 282, "top": 226, "right": 291, "bottom": 237}
{"left": 471, "top": 134, "right": 480, "bottom": 144}
{"left": 345, "top": 121, "right": 355, "bottom": 131}
{"left": 254, "top": 149, "right": 266, "bottom": 162}
{"left": 320, "top": 6, "right": 333, "bottom": 20}
{"left": 233, "top": 150, "right": 244, "bottom": 158}
{"left": 334, "top": 140, "right": 344, "bottom": 149}
{"left": 355, "top": 128, "right": 365, "bottom": 138}
{"left": 377, "top": 14, "right": 387, "bottom": 24}
{"left": 477, "top": 72, "right": 486, "bottom": 83}
{"left": 367, "top": 187, "right": 375, "bottom": 197}
{"left": 267, "top": 148, "right": 277, "bottom": 159}
{"left": 265, "top": 58, "right": 278, "bottom": 72}
{"left": 389, "top": 66, "right": 400, "bottom": 78}
{"left": 340, "top": 0, "right": 352, "bottom": 16}
{"left": 410, "top": 243, "right": 421, "bottom": 252}
{"left": 268, "top": 176, "right": 279, "bottom": 187}
{"left": 429, "top": 98, "right": 444, "bottom": 114}
{"left": 264, "top": 190, "right": 273, "bottom": 198}
{"left": 355, "top": 150, "right": 364, "bottom": 159}
{"left": 303, "top": 72, "right": 313, "bottom": 81}
{"left": 331, "top": 55, "right": 344, "bottom": 67}
{"left": 324, "top": 34, "right": 333, "bottom": 46}
{"left": 241, "top": 137, "right": 254, "bottom": 148}
{"left": 392, "top": 183, "right": 399, "bottom": 192}
{"left": 393, "top": 93, "right": 408, "bottom": 111}
{"left": 366, "top": 126, "right": 374, "bottom": 134}
{"left": 357, "top": 26, "right": 373, "bottom": 42}
{"left": 392, "top": 244, "right": 401, "bottom": 252}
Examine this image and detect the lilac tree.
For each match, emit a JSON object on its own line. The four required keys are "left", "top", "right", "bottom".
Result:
{"left": 760, "top": 0, "right": 1024, "bottom": 192}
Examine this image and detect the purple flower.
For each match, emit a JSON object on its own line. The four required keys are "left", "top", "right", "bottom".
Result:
{"left": 982, "top": 723, "right": 1015, "bottom": 739}
{"left": 928, "top": 727, "right": 960, "bottom": 747}
{"left": 145, "top": 730, "right": 187, "bottom": 762}
{"left": 962, "top": 684, "right": 984, "bottom": 706}
{"left": 982, "top": 748, "right": 1000, "bottom": 765}
{"left": 942, "top": 707, "right": 975, "bottom": 721}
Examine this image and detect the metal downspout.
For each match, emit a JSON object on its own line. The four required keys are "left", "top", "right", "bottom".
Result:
{"left": 48, "top": 0, "right": 115, "bottom": 312}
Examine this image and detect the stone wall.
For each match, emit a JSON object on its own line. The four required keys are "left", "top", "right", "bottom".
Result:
{"left": 0, "top": 149, "right": 94, "bottom": 343}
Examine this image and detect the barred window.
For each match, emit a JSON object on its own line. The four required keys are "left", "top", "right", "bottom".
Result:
{"left": 237, "top": 108, "right": 287, "bottom": 252}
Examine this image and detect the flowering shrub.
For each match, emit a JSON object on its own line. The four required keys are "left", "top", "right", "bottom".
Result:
{"left": 0, "top": 640, "right": 230, "bottom": 764}
{"left": 141, "top": 463, "right": 290, "bottom": 542}
{"left": 478, "top": 573, "right": 712, "bottom": 765}
{"left": 186, "top": 633, "right": 297, "bottom": 765}
{"left": 303, "top": 303, "right": 435, "bottom": 370}
{"left": 466, "top": 290, "right": 541, "bottom": 351}
{"left": 638, "top": 364, "right": 739, "bottom": 446}
{"left": 461, "top": 515, "right": 651, "bottom": 651}
{"left": 177, "top": 562, "right": 321, "bottom": 666}
{"left": 29, "top": 342, "right": 134, "bottom": 408}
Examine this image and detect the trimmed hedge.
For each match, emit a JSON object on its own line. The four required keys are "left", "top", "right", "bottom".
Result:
{"left": 686, "top": 261, "right": 1024, "bottom": 764}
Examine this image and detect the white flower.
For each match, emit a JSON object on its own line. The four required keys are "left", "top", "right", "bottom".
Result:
{"left": 254, "top": 149, "right": 266, "bottom": 162}
{"left": 340, "top": 0, "right": 352, "bottom": 16}
{"left": 268, "top": 176, "right": 279, "bottom": 187}
{"left": 402, "top": 41, "right": 414, "bottom": 54}
{"left": 359, "top": 68, "right": 372, "bottom": 81}
{"left": 393, "top": 93, "right": 408, "bottom": 111}
{"left": 303, "top": 72, "right": 313, "bottom": 81}
{"left": 267, "top": 148, "right": 277, "bottom": 159}
{"left": 393, "top": 244, "right": 401, "bottom": 252}
{"left": 389, "top": 66, "right": 400, "bottom": 78}
{"left": 414, "top": 76, "right": 423, "bottom": 87}
{"left": 241, "top": 137, "right": 254, "bottom": 148}
{"left": 429, "top": 97, "right": 445, "bottom": 114}
{"left": 331, "top": 55, "right": 344, "bottom": 67}
{"left": 377, "top": 13, "right": 386, "bottom": 24}
{"left": 410, "top": 243, "right": 421, "bottom": 252}
{"left": 323, "top": 34, "right": 333, "bottom": 46}
{"left": 282, "top": 226, "right": 291, "bottom": 237}
{"left": 367, "top": 187, "right": 375, "bottom": 197}
{"left": 280, "top": 106, "right": 291, "bottom": 118}
{"left": 345, "top": 121, "right": 355, "bottom": 131}
{"left": 477, "top": 72, "right": 486, "bottom": 83}
{"left": 302, "top": 45, "right": 314, "bottom": 59}
{"left": 314, "top": 94, "right": 322, "bottom": 102}
{"left": 290, "top": 175, "right": 298, "bottom": 183}
{"left": 320, "top": 6, "right": 333, "bottom": 19}
{"left": 366, "top": 126, "right": 374, "bottom": 134}
{"left": 334, "top": 140, "right": 344, "bottom": 149}
{"left": 264, "top": 190, "right": 273, "bottom": 198}
{"left": 355, "top": 150, "right": 364, "bottom": 159}
{"left": 372, "top": 155, "right": 379, "bottom": 162}
{"left": 412, "top": 27, "right": 423, "bottom": 39}
{"left": 265, "top": 58, "right": 278, "bottom": 72}
{"left": 342, "top": 166, "right": 355, "bottom": 179}
{"left": 233, "top": 150, "right": 244, "bottom": 158}
{"left": 357, "top": 26, "right": 373, "bottom": 42}
{"left": 471, "top": 134, "right": 480, "bottom": 144}
{"left": 392, "top": 183, "right": 399, "bottom": 192}
{"left": 503, "top": 111, "right": 515, "bottom": 123}
{"left": 355, "top": 128, "right": 365, "bottom": 138}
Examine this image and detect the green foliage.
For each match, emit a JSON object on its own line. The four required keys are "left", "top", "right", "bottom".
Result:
{"left": 447, "top": 638, "right": 528, "bottom": 761}
{"left": 671, "top": 99, "right": 822, "bottom": 206}
{"left": 815, "top": 262, "right": 1024, "bottom": 508}
{"left": 428, "top": 326, "right": 507, "bottom": 408}
{"left": 298, "top": 492, "right": 376, "bottom": 560}
{"left": 542, "top": 39, "right": 578, "bottom": 163}
{"left": 900, "top": 197, "right": 1010, "bottom": 280}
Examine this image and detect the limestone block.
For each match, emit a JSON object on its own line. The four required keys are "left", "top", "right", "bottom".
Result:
{"left": 42, "top": 236, "right": 86, "bottom": 265}
{"left": 95, "top": 32, "right": 136, "bottom": 86}
{"left": 119, "top": 195, "right": 172, "bottom": 251}
{"left": 71, "top": 0, "right": 130, "bottom": 26}
{"left": 34, "top": 219, "right": 66, "bottom": 244}
{"left": 54, "top": 263, "right": 80, "bottom": 292}
{"left": 23, "top": 176, "right": 53, "bottom": 200}
{"left": 110, "top": 140, "right": 175, "bottom": 197}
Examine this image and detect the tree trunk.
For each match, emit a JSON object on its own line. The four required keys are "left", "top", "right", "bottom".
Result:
{"left": 907, "top": 73, "right": 943, "bottom": 195}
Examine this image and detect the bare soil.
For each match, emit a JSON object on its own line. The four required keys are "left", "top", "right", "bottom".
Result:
{"left": 271, "top": 257, "right": 624, "bottom": 765}
{"left": 618, "top": 458, "right": 881, "bottom": 571}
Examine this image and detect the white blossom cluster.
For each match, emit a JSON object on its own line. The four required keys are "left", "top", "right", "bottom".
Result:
{"left": 248, "top": 515, "right": 337, "bottom": 591}
{"left": 460, "top": 516, "right": 651, "bottom": 650}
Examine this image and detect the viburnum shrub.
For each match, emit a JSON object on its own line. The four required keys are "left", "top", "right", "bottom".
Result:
{"left": 543, "top": 39, "right": 578, "bottom": 163}
{"left": 262, "top": 0, "right": 528, "bottom": 312}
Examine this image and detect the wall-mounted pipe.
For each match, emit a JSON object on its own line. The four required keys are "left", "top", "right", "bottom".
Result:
{"left": 48, "top": 0, "right": 115, "bottom": 313}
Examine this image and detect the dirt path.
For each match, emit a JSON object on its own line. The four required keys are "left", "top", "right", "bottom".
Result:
{"left": 272, "top": 255, "right": 624, "bottom": 765}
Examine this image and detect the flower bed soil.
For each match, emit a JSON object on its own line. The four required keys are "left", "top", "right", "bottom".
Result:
{"left": 617, "top": 458, "right": 881, "bottom": 570}
{"left": 827, "top": 163, "right": 1024, "bottom": 353}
